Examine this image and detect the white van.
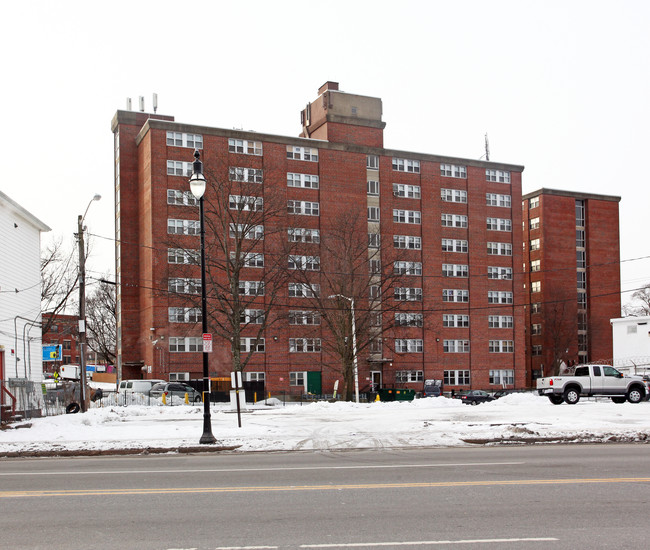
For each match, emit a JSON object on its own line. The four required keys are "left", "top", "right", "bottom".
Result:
{"left": 117, "top": 379, "right": 165, "bottom": 395}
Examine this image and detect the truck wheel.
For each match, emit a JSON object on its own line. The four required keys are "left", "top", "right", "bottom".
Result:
{"left": 627, "top": 387, "right": 644, "bottom": 404}
{"left": 548, "top": 395, "right": 564, "bottom": 405}
{"left": 563, "top": 387, "right": 580, "bottom": 405}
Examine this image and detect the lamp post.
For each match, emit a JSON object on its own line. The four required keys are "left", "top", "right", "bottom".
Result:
{"left": 77, "top": 194, "right": 101, "bottom": 412}
{"left": 329, "top": 294, "right": 359, "bottom": 403}
{"left": 189, "top": 149, "right": 216, "bottom": 444}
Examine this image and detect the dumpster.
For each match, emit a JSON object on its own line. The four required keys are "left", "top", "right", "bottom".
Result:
{"left": 377, "top": 388, "right": 416, "bottom": 402}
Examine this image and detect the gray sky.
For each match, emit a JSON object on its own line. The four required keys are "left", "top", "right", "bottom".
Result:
{"left": 1, "top": 0, "right": 648, "bottom": 306}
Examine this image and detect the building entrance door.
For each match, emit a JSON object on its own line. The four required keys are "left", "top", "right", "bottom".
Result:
{"left": 370, "top": 371, "right": 382, "bottom": 391}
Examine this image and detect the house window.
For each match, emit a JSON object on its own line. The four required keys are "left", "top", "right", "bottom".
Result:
{"left": 393, "top": 209, "right": 421, "bottom": 224}
{"left": 288, "top": 228, "right": 320, "bottom": 243}
{"left": 395, "top": 339, "right": 423, "bottom": 353}
{"left": 288, "top": 200, "right": 319, "bottom": 216}
{"left": 168, "top": 278, "right": 201, "bottom": 295}
{"left": 230, "top": 167, "right": 264, "bottom": 183}
{"left": 487, "top": 217, "right": 512, "bottom": 231}
{"left": 167, "top": 160, "right": 193, "bottom": 177}
{"left": 530, "top": 259, "right": 540, "bottom": 272}
{"left": 369, "top": 338, "right": 383, "bottom": 353}
{"left": 287, "top": 146, "right": 318, "bottom": 161}
{"left": 169, "top": 337, "right": 203, "bottom": 353}
{"left": 240, "top": 338, "right": 265, "bottom": 353}
{"left": 368, "top": 233, "right": 381, "bottom": 248}
{"left": 168, "top": 307, "right": 202, "bottom": 323}
{"left": 529, "top": 217, "right": 540, "bottom": 230}
{"left": 489, "top": 370, "right": 514, "bottom": 385}
{"left": 486, "top": 193, "right": 511, "bottom": 207}
{"left": 289, "top": 283, "right": 320, "bottom": 298}
{"left": 229, "top": 195, "right": 263, "bottom": 211}
{"left": 230, "top": 224, "right": 264, "bottom": 240}
{"left": 487, "top": 242, "right": 512, "bottom": 256}
{"left": 289, "top": 338, "right": 321, "bottom": 352}
{"left": 530, "top": 238, "right": 540, "bottom": 251}
{"left": 488, "top": 291, "right": 513, "bottom": 304}
{"left": 578, "top": 291, "right": 587, "bottom": 309}
{"left": 442, "top": 264, "right": 468, "bottom": 278}
{"left": 240, "top": 309, "right": 264, "bottom": 324}
{"left": 368, "top": 207, "right": 380, "bottom": 222}
{"left": 394, "top": 312, "right": 423, "bottom": 327}
{"left": 395, "top": 370, "right": 424, "bottom": 382}
{"left": 369, "top": 258, "right": 381, "bottom": 275}
{"left": 231, "top": 252, "right": 264, "bottom": 268}
{"left": 576, "top": 229, "right": 585, "bottom": 248}
{"left": 392, "top": 158, "right": 420, "bottom": 173}
{"left": 289, "top": 371, "right": 306, "bottom": 387}
{"left": 166, "top": 132, "right": 203, "bottom": 149}
{"left": 289, "top": 311, "right": 321, "bottom": 325}
{"left": 168, "top": 219, "right": 200, "bottom": 235}
{"left": 167, "top": 189, "right": 198, "bottom": 206}
{"left": 532, "top": 345, "right": 542, "bottom": 356}
{"left": 394, "top": 287, "right": 422, "bottom": 301}
{"left": 444, "top": 340, "right": 470, "bottom": 353}
{"left": 488, "top": 315, "right": 513, "bottom": 328}
{"left": 367, "top": 155, "right": 379, "bottom": 169}
{"left": 443, "top": 314, "right": 469, "bottom": 328}
{"left": 442, "top": 239, "right": 468, "bottom": 253}
{"left": 228, "top": 138, "right": 262, "bottom": 155}
{"left": 287, "top": 173, "right": 319, "bottom": 189}
{"left": 486, "top": 169, "right": 510, "bottom": 183}
{"left": 394, "top": 261, "right": 422, "bottom": 276}
{"left": 489, "top": 340, "right": 514, "bottom": 353}
{"left": 393, "top": 235, "right": 422, "bottom": 249}
{"left": 443, "top": 289, "right": 469, "bottom": 302}
{"left": 441, "top": 189, "right": 468, "bottom": 203}
{"left": 441, "top": 214, "right": 468, "bottom": 228}
{"left": 529, "top": 196, "right": 539, "bottom": 209}
{"left": 575, "top": 200, "right": 585, "bottom": 226}
{"left": 531, "top": 281, "right": 541, "bottom": 293}
{"left": 247, "top": 372, "right": 266, "bottom": 382}
{"left": 487, "top": 266, "right": 513, "bottom": 280}
{"left": 576, "top": 250, "right": 586, "bottom": 268}
{"left": 440, "top": 164, "right": 467, "bottom": 178}
{"left": 239, "top": 281, "right": 265, "bottom": 296}
{"left": 531, "top": 302, "right": 542, "bottom": 314}
{"left": 444, "top": 370, "right": 470, "bottom": 385}
{"left": 288, "top": 255, "right": 320, "bottom": 271}
{"left": 393, "top": 184, "right": 421, "bottom": 199}
{"left": 577, "top": 271, "right": 586, "bottom": 290}
{"left": 168, "top": 248, "right": 199, "bottom": 265}
{"left": 531, "top": 323, "right": 542, "bottom": 335}
{"left": 367, "top": 180, "right": 380, "bottom": 195}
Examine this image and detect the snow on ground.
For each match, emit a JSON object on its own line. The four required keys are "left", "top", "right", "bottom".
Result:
{"left": 2, "top": 394, "right": 650, "bottom": 455}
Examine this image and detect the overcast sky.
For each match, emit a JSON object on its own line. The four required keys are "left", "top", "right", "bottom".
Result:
{"left": 1, "top": 0, "right": 648, "bottom": 307}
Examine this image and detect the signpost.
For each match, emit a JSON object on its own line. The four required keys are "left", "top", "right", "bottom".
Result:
{"left": 202, "top": 333, "right": 212, "bottom": 353}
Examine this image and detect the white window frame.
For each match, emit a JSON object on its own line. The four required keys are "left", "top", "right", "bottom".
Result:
{"left": 169, "top": 337, "right": 202, "bottom": 353}
{"left": 288, "top": 228, "right": 320, "bottom": 243}
{"left": 488, "top": 291, "right": 513, "bottom": 304}
{"left": 442, "top": 264, "right": 468, "bottom": 278}
{"left": 487, "top": 266, "right": 513, "bottom": 280}
{"left": 488, "top": 315, "right": 513, "bottom": 328}
{"left": 486, "top": 193, "right": 511, "bottom": 207}
{"left": 289, "top": 338, "right": 321, "bottom": 353}
{"left": 440, "top": 164, "right": 467, "bottom": 178}
{"left": 239, "top": 280, "right": 265, "bottom": 296}
{"left": 168, "top": 278, "right": 201, "bottom": 295}
{"left": 229, "top": 195, "right": 263, "bottom": 211}
{"left": 241, "top": 337, "right": 265, "bottom": 353}
{"left": 230, "top": 167, "right": 263, "bottom": 183}
{"left": 289, "top": 283, "right": 320, "bottom": 298}
{"left": 168, "top": 307, "right": 202, "bottom": 323}
{"left": 442, "top": 289, "right": 469, "bottom": 303}
{"left": 393, "top": 183, "right": 421, "bottom": 199}
{"left": 288, "top": 255, "right": 320, "bottom": 271}
{"left": 393, "top": 235, "right": 422, "bottom": 250}
{"left": 392, "top": 158, "right": 420, "bottom": 173}
{"left": 289, "top": 311, "right": 321, "bottom": 325}
{"left": 288, "top": 200, "right": 319, "bottom": 216}
{"left": 394, "top": 261, "right": 422, "bottom": 276}
{"left": 166, "top": 131, "right": 203, "bottom": 149}
{"left": 394, "top": 287, "right": 422, "bottom": 301}
{"left": 167, "top": 160, "right": 193, "bottom": 177}
{"left": 168, "top": 248, "right": 199, "bottom": 265}
{"left": 230, "top": 224, "right": 264, "bottom": 240}
{"left": 367, "top": 180, "right": 380, "bottom": 195}
{"left": 441, "top": 214, "right": 468, "bottom": 228}
{"left": 489, "top": 340, "right": 514, "bottom": 353}
{"left": 394, "top": 312, "right": 423, "bottom": 327}
{"left": 443, "top": 314, "right": 469, "bottom": 328}
{"left": 288, "top": 173, "right": 320, "bottom": 189}
{"left": 444, "top": 370, "right": 471, "bottom": 385}
{"left": 444, "top": 339, "right": 470, "bottom": 353}
{"left": 486, "top": 169, "right": 511, "bottom": 183}
{"left": 231, "top": 252, "right": 264, "bottom": 268}
{"left": 489, "top": 369, "right": 515, "bottom": 385}
{"left": 289, "top": 371, "right": 306, "bottom": 387}
{"left": 395, "top": 370, "right": 424, "bottom": 382}
{"left": 393, "top": 209, "right": 421, "bottom": 224}
{"left": 240, "top": 309, "right": 265, "bottom": 325}
{"left": 167, "top": 218, "right": 200, "bottom": 236}
{"left": 367, "top": 155, "right": 379, "bottom": 169}
{"left": 167, "top": 189, "right": 198, "bottom": 206}
{"left": 395, "top": 339, "right": 424, "bottom": 353}
{"left": 229, "top": 138, "right": 262, "bottom": 156}
{"left": 487, "top": 242, "right": 512, "bottom": 256}
{"left": 368, "top": 207, "right": 380, "bottom": 222}
{"left": 442, "top": 239, "right": 468, "bottom": 253}
{"left": 287, "top": 146, "right": 319, "bottom": 161}
{"left": 487, "top": 217, "right": 512, "bottom": 231}
{"left": 441, "top": 189, "right": 468, "bottom": 203}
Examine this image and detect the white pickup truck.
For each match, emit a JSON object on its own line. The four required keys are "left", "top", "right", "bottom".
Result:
{"left": 536, "top": 364, "right": 649, "bottom": 405}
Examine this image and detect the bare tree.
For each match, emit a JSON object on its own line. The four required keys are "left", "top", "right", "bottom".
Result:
{"left": 85, "top": 278, "right": 116, "bottom": 364}
{"left": 623, "top": 284, "right": 650, "bottom": 317}
{"left": 40, "top": 237, "right": 78, "bottom": 333}
{"left": 544, "top": 288, "right": 577, "bottom": 376}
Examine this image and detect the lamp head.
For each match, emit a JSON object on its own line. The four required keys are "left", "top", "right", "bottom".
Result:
{"left": 189, "top": 149, "right": 206, "bottom": 199}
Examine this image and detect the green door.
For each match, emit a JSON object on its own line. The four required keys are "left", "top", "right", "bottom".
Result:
{"left": 306, "top": 371, "right": 322, "bottom": 395}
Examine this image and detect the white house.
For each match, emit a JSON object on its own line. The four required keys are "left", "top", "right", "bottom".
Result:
{"left": 0, "top": 190, "right": 50, "bottom": 419}
{"left": 610, "top": 316, "right": 650, "bottom": 375}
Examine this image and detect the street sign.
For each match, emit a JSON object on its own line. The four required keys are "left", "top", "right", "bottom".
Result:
{"left": 202, "top": 333, "right": 212, "bottom": 353}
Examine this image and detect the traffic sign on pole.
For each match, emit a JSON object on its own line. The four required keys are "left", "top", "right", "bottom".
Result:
{"left": 202, "top": 333, "right": 212, "bottom": 353}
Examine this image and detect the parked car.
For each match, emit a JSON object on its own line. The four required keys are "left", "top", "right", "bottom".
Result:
{"left": 149, "top": 382, "right": 202, "bottom": 403}
{"left": 460, "top": 390, "right": 495, "bottom": 405}
{"left": 422, "top": 380, "right": 443, "bottom": 397}
{"left": 118, "top": 379, "right": 165, "bottom": 395}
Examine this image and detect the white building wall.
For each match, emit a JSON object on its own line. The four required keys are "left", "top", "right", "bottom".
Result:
{"left": 0, "top": 191, "right": 50, "bottom": 413}
{"left": 610, "top": 316, "right": 650, "bottom": 374}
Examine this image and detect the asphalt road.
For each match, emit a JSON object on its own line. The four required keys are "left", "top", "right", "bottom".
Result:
{"left": 1, "top": 444, "right": 649, "bottom": 549}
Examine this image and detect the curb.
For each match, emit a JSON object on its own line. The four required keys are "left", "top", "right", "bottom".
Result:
{"left": 0, "top": 445, "right": 241, "bottom": 459}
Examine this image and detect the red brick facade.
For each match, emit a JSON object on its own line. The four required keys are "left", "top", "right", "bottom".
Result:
{"left": 112, "top": 83, "right": 527, "bottom": 394}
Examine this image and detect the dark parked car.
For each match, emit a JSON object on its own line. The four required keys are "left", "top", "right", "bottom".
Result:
{"left": 460, "top": 390, "right": 495, "bottom": 405}
{"left": 149, "top": 382, "right": 202, "bottom": 404}
{"left": 422, "top": 380, "right": 443, "bottom": 397}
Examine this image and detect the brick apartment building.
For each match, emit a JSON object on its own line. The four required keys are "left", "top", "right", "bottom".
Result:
{"left": 112, "top": 81, "right": 527, "bottom": 395}
{"left": 522, "top": 189, "right": 621, "bottom": 381}
{"left": 42, "top": 313, "right": 81, "bottom": 368}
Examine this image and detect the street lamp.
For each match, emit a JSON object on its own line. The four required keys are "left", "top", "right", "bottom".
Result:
{"left": 329, "top": 294, "right": 359, "bottom": 403}
{"left": 189, "top": 149, "right": 216, "bottom": 445}
{"left": 77, "top": 193, "right": 101, "bottom": 412}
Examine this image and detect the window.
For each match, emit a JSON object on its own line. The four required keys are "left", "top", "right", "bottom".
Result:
{"left": 486, "top": 169, "right": 510, "bottom": 183}
{"left": 368, "top": 207, "right": 380, "bottom": 222}
{"left": 289, "top": 338, "right": 321, "bottom": 352}
{"left": 576, "top": 250, "right": 586, "bottom": 268}
{"left": 488, "top": 291, "right": 513, "bottom": 304}
{"left": 488, "top": 315, "right": 513, "bottom": 328}
{"left": 443, "top": 314, "right": 469, "bottom": 328}
{"left": 369, "top": 285, "right": 381, "bottom": 300}
{"left": 168, "top": 219, "right": 200, "bottom": 235}
{"left": 168, "top": 248, "right": 199, "bottom": 265}
{"left": 394, "top": 312, "right": 423, "bottom": 327}
{"left": 489, "top": 370, "right": 514, "bottom": 385}
{"left": 529, "top": 196, "right": 539, "bottom": 209}
{"left": 532, "top": 345, "right": 542, "bottom": 356}
{"left": 394, "top": 287, "right": 422, "bottom": 301}
{"left": 288, "top": 200, "right": 319, "bottom": 216}
{"left": 441, "top": 188, "right": 468, "bottom": 203}
{"left": 63, "top": 340, "right": 71, "bottom": 350}
{"left": 287, "top": 173, "right": 319, "bottom": 189}
{"left": 577, "top": 271, "right": 586, "bottom": 290}
{"left": 228, "top": 138, "right": 262, "bottom": 155}
{"left": 231, "top": 252, "right": 264, "bottom": 268}
{"left": 443, "top": 289, "right": 469, "bottom": 302}
{"left": 443, "top": 264, "right": 468, "bottom": 277}
{"left": 247, "top": 372, "right": 266, "bottom": 382}
{"left": 575, "top": 200, "right": 585, "bottom": 226}
{"left": 442, "top": 239, "right": 468, "bottom": 253}
{"left": 394, "top": 235, "right": 422, "bottom": 249}
{"left": 168, "top": 278, "right": 201, "bottom": 295}
{"left": 230, "top": 167, "right": 263, "bottom": 183}
{"left": 487, "top": 242, "right": 512, "bottom": 256}
{"left": 486, "top": 193, "right": 511, "bottom": 207}
{"left": 487, "top": 217, "right": 512, "bottom": 231}
{"left": 529, "top": 217, "right": 540, "bottom": 230}
{"left": 395, "top": 370, "right": 424, "bottom": 382}
{"left": 239, "top": 281, "right": 265, "bottom": 296}
{"left": 395, "top": 339, "right": 423, "bottom": 353}
{"left": 393, "top": 209, "right": 421, "bottom": 224}
{"left": 530, "top": 238, "right": 540, "bottom": 251}
{"left": 576, "top": 229, "right": 585, "bottom": 248}
{"left": 530, "top": 259, "right": 540, "bottom": 272}
{"left": 367, "top": 180, "right": 380, "bottom": 195}
{"left": 440, "top": 164, "right": 467, "bottom": 178}
{"left": 441, "top": 214, "right": 468, "bottom": 228}
{"left": 531, "top": 323, "right": 542, "bottom": 335}
{"left": 167, "top": 131, "right": 203, "bottom": 149}
{"left": 368, "top": 233, "right": 381, "bottom": 248}
{"left": 392, "top": 158, "right": 420, "bottom": 173}
{"left": 287, "top": 145, "right": 318, "bottom": 161}
{"left": 531, "top": 281, "right": 541, "bottom": 293}
{"left": 531, "top": 302, "right": 542, "bottom": 314}
{"left": 444, "top": 370, "right": 470, "bottom": 385}
{"left": 369, "top": 338, "right": 383, "bottom": 353}
{"left": 394, "top": 261, "right": 422, "bottom": 276}
{"left": 444, "top": 340, "right": 470, "bottom": 353}
{"left": 241, "top": 338, "right": 265, "bottom": 353}
{"left": 577, "top": 291, "right": 587, "bottom": 309}
{"left": 229, "top": 195, "right": 263, "bottom": 211}
{"left": 289, "top": 311, "right": 321, "bottom": 325}
{"left": 240, "top": 309, "right": 264, "bottom": 324}
{"left": 169, "top": 337, "right": 202, "bottom": 353}
{"left": 393, "top": 184, "right": 421, "bottom": 198}
{"left": 369, "top": 258, "right": 381, "bottom": 275}
{"left": 288, "top": 228, "right": 320, "bottom": 243}
{"left": 367, "top": 155, "right": 379, "bottom": 169}
{"left": 288, "top": 255, "right": 320, "bottom": 271}
{"left": 167, "top": 160, "right": 193, "bottom": 177}
{"left": 487, "top": 266, "right": 513, "bottom": 280}
{"left": 289, "top": 371, "right": 306, "bottom": 387}
{"left": 289, "top": 283, "right": 320, "bottom": 298}
{"left": 230, "top": 224, "right": 264, "bottom": 240}
{"left": 167, "top": 189, "right": 198, "bottom": 206}
{"left": 489, "top": 340, "right": 514, "bottom": 353}
{"left": 168, "top": 307, "right": 201, "bottom": 323}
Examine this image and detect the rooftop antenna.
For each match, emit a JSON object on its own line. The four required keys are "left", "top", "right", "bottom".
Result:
{"left": 480, "top": 132, "right": 490, "bottom": 161}
{"left": 139, "top": 96, "right": 145, "bottom": 112}
{"left": 153, "top": 93, "right": 158, "bottom": 113}
{"left": 126, "top": 98, "right": 132, "bottom": 111}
